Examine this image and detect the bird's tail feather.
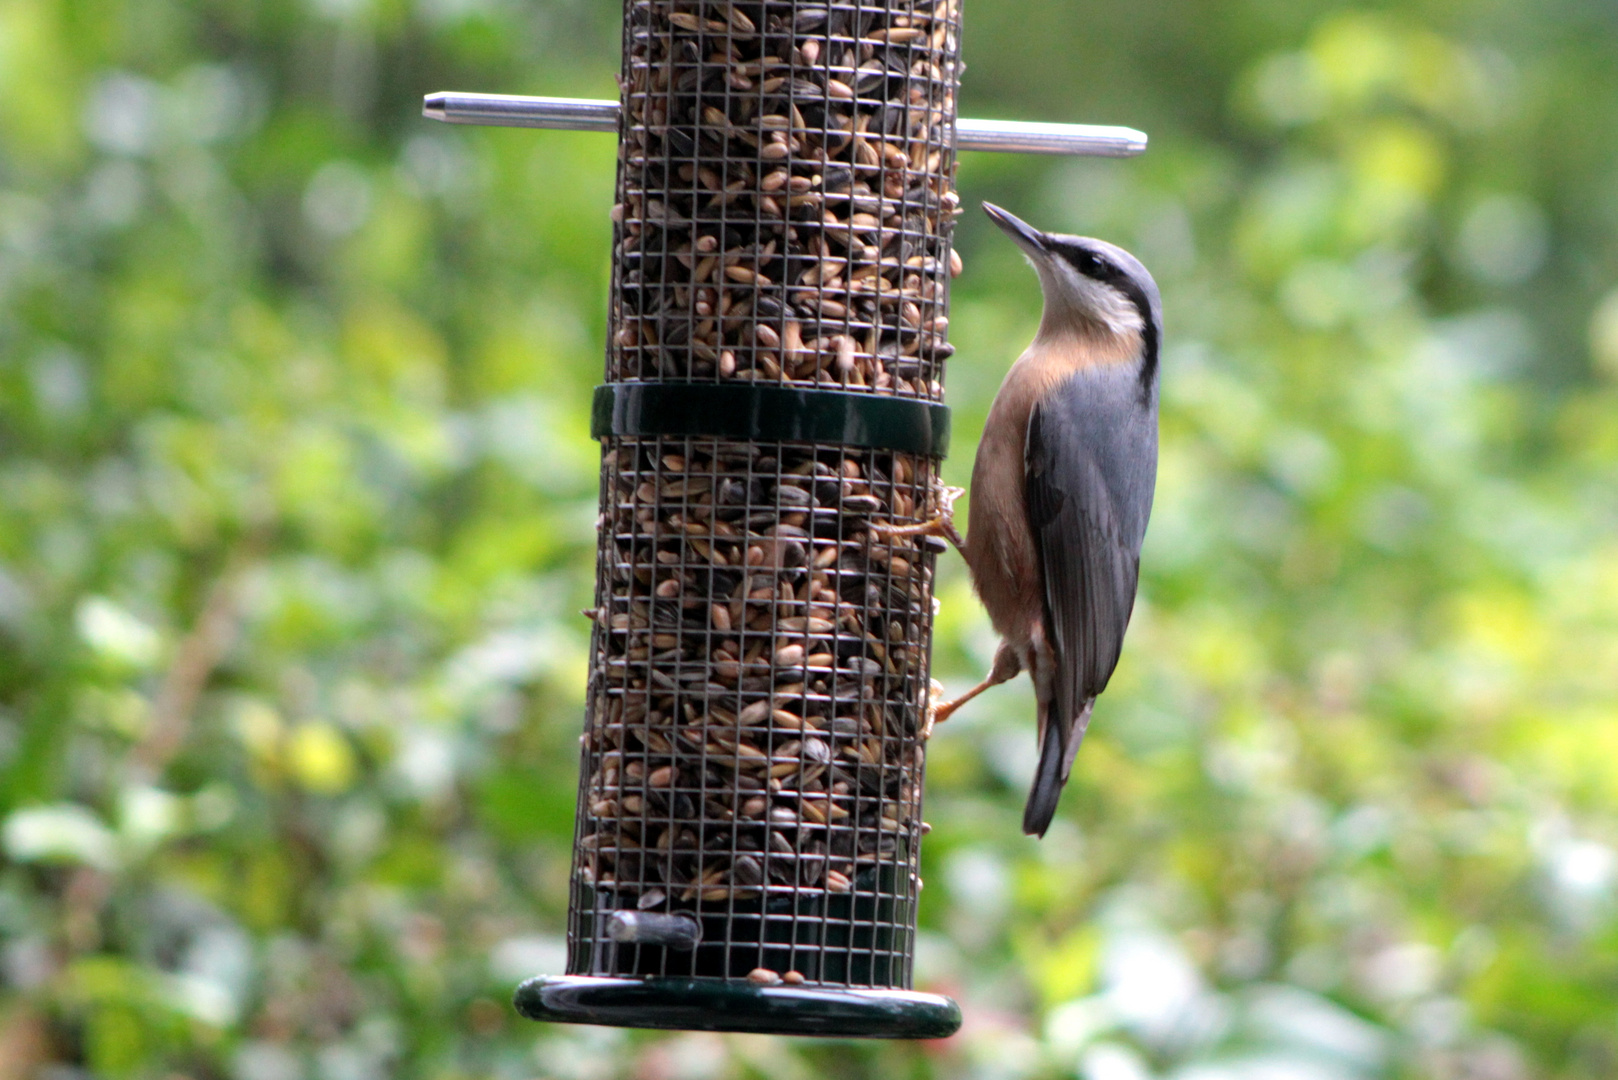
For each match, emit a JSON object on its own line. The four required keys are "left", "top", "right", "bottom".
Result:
{"left": 1060, "top": 700, "right": 1095, "bottom": 784}
{"left": 1022, "top": 714, "right": 1064, "bottom": 837}
{"left": 1023, "top": 697, "right": 1095, "bottom": 837}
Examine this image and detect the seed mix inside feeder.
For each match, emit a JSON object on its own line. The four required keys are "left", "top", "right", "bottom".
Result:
{"left": 424, "top": 0, "right": 1145, "bottom": 1041}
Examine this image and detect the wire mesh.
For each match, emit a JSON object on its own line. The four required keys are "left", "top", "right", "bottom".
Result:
{"left": 568, "top": 0, "right": 962, "bottom": 990}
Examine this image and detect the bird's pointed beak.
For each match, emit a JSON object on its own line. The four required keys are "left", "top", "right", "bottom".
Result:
{"left": 983, "top": 202, "right": 1049, "bottom": 261}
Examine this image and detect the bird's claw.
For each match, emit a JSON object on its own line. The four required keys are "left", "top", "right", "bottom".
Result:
{"left": 921, "top": 678, "right": 965, "bottom": 741}
{"left": 922, "top": 679, "right": 945, "bottom": 741}
{"left": 869, "top": 483, "right": 966, "bottom": 551}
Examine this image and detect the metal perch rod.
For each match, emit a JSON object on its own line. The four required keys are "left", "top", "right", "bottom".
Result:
{"left": 421, "top": 92, "right": 1148, "bottom": 157}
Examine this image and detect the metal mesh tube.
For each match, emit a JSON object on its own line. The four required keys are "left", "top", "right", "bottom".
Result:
{"left": 569, "top": 0, "right": 960, "bottom": 990}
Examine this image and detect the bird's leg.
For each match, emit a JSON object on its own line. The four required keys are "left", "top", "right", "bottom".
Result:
{"left": 868, "top": 480, "right": 966, "bottom": 553}
{"left": 922, "top": 642, "right": 1022, "bottom": 740}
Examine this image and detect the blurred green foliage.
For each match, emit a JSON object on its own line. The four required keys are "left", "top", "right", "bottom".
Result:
{"left": 2, "top": 0, "right": 1618, "bottom": 1078}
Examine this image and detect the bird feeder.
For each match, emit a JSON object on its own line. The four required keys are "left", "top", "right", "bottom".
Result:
{"left": 425, "top": 0, "right": 1144, "bottom": 1041}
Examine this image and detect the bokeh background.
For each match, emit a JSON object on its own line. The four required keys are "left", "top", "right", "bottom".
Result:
{"left": 3, "top": 0, "right": 1618, "bottom": 1077}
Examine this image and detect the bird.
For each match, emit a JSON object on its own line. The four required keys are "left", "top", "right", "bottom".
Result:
{"left": 887, "top": 202, "right": 1160, "bottom": 836}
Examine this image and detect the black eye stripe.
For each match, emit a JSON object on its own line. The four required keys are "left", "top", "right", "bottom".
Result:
{"left": 1055, "top": 243, "right": 1116, "bottom": 281}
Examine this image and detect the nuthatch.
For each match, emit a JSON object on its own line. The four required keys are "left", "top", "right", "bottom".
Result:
{"left": 896, "top": 203, "right": 1160, "bottom": 836}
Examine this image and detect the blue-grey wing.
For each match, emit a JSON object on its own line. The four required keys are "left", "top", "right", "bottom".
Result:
{"left": 1024, "top": 365, "right": 1157, "bottom": 775}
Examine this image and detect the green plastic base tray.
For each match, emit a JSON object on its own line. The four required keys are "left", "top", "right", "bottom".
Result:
{"left": 513, "top": 975, "right": 961, "bottom": 1039}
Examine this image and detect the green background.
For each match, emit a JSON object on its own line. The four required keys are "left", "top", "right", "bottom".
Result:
{"left": 3, "top": 0, "right": 1618, "bottom": 1077}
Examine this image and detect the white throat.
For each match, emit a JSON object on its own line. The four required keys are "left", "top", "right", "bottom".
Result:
{"left": 1032, "top": 257, "right": 1145, "bottom": 340}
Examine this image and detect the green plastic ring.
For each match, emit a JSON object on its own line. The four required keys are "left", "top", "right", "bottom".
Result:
{"left": 590, "top": 382, "right": 950, "bottom": 457}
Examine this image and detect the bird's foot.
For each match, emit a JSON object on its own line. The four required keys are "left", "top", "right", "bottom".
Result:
{"left": 921, "top": 678, "right": 968, "bottom": 741}
{"left": 869, "top": 484, "right": 966, "bottom": 551}
{"left": 921, "top": 645, "right": 1023, "bottom": 740}
{"left": 922, "top": 679, "right": 945, "bottom": 741}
